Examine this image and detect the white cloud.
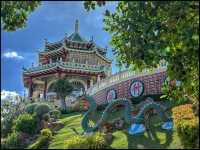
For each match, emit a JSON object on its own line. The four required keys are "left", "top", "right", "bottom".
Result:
{"left": 1, "top": 90, "right": 20, "bottom": 102}
{"left": 3, "top": 51, "right": 24, "bottom": 59}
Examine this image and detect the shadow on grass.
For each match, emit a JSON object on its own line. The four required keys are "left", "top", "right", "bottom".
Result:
{"left": 125, "top": 128, "right": 173, "bottom": 149}
{"left": 125, "top": 115, "right": 173, "bottom": 149}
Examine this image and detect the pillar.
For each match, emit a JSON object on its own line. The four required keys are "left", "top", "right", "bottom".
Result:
{"left": 28, "top": 77, "right": 33, "bottom": 98}
{"left": 43, "top": 78, "right": 47, "bottom": 100}
{"left": 97, "top": 74, "right": 101, "bottom": 82}
{"left": 90, "top": 78, "right": 93, "bottom": 87}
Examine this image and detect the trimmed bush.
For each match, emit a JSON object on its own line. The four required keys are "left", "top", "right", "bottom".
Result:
{"left": 27, "top": 136, "right": 48, "bottom": 149}
{"left": 172, "top": 104, "right": 195, "bottom": 125}
{"left": 64, "top": 132, "right": 108, "bottom": 149}
{"left": 25, "top": 103, "right": 39, "bottom": 114}
{"left": 176, "top": 117, "right": 199, "bottom": 149}
{"left": 42, "top": 113, "right": 50, "bottom": 122}
{"left": 87, "top": 132, "right": 108, "bottom": 149}
{"left": 172, "top": 104, "right": 199, "bottom": 149}
{"left": 49, "top": 109, "right": 61, "bottom": 119}
{"left": 65, "top": 135, "right": 89, "bottom": 149}
{"left": 14, "top": 113, "right": 37, "bottom": 134}
{"left": 4, "top": 132, "right": 22, "bottom": 149}
{"left": 27, "top": 128, "right": 52, "bottom": 149}
{"left": 41, "top": 128, "right": 52, "bottom": 138}
{"left": 34, "top": 103, "right": 51, "bottom": 119}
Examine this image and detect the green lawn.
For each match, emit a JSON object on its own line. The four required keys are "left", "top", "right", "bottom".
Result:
{"left": 48, "top": 110, "right": 183, "bottom": 149}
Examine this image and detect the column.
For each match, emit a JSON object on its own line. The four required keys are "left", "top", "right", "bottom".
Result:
{"left": 90, "top": 78, "right": 93, "bottom": 87}
{"left": 97, "top": 74, "right": 101, "bottom": 82}
{"left": 43, "top": 78, "right": 47, "bottom": 100}
{"left": 28, "top": 77, "right": 33, "bottom": 98}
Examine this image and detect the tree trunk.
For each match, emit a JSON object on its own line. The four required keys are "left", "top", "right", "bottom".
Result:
{"left": 60, "top": 98, "right": 67, "bottom": 111}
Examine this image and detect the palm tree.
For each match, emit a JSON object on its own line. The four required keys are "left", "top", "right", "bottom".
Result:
{"left": 49, "top": 79, "right": 73, "bottom": 111}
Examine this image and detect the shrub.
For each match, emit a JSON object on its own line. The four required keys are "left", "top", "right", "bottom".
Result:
{"left": 14, "top": 113, "right": 37, "bottom": 134}
{"left": 172, "top": 104, "right": 195, "bottom": 125}
{"left": 65, "top": 135, "right": 89, "bottom": 149}
{"left": 41, "top": 128, "right": 52, "bottom": 138}
{"left": 87, "top": 132, "right": 108, "bottom": 149}
{"left": 65, "top": 132, "right": 108, "bottom": 149}
{"left": 25, "top": 103, "right": 39, "bottom": 114}
{"left": 27, "top": 136, "right": 48, "bottom": 149}
{"left": 49, "top": 109, "right": 61, "bottom": 119}
{"left": 176, "top": 117, "right": 199, "bottom": 149}
{"left": 27, "top": 128, "right": 52, "bottom": 149}
{"left": 1, "top": 99, "right": 27, "bottom": 137}
{"left": 42, "top": 113, "right": 50, "bottom": 122}
{"left": 34, "top": 103, "right": 51, "bottom": 119}
{"left": 172, "top": 104, "right": 199, "bottom": 149}
{"left": 5, "top": 132, "right": 22, "bottom": 149}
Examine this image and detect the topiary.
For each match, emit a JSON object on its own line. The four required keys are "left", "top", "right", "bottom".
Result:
{"left": 5, "top": 132, "right": 22, "bottom": 149}
{"left": 27, "top": 128, "right": 52, "bottom": 149}
{"left": 13, "top": 113, "right": 37, "bottom": 135}
{"left": 172, "top": 104, "right": 199, "bottom": 149}
{"left": 25, "top": 103, "right": 39, "bottom": 114}
{"left": 87, "top": 132, "right": 108, "bottom": 149}
{"left": 64, "top": 132, "right": 109, "bottom": 149}
{"left": 34, "top": 103, "right": 51, "bottom": 119}
{"left": 49, "top": 109, "right": 61, "bottom": 119}
{"left": 65, "top": 135, "right": 89, "bottom": 149}
{"left": 42, "top": 113, "right": 50, "bottom": 122}
{"left": 41, "top": 128, "right": 52, "bottom": 138}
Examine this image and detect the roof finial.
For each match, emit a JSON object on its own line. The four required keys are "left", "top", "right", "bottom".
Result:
{"left": 75, "top": 19, "right": 79, "bottom": 33}
{"left": 90, "top": 36, "right": 94, "bottom": 42}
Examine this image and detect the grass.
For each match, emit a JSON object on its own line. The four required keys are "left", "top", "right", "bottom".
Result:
{"left": 48, "top": 108, "right": 183, "bottom": 149}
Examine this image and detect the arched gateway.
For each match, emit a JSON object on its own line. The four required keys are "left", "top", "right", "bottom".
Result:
{"left": 22, "top": 20, "right": 112, "bottom": 102}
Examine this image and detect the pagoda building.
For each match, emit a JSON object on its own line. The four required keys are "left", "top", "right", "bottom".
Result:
{"left": 23, "top": 20, "right": 112, "bottom": 100}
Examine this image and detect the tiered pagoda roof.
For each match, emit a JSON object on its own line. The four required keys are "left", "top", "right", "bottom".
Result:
{"left": 23, "top": 61, "right": 108, "bottom": 77}
{"left": 23, "top": 20, "right": 111, "bottom": 81}
{"left": 40, "top": 20, "right": 108, "bottom": 57}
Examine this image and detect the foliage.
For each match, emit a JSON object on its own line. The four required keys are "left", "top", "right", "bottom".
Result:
{"left": 27, "top": 128, "right": 52, "bottom": 149}
{"left": 172, "top": 104, "right": 199, "bottom": 148}
{"left": 49, "top": 79, "right": 73, "bottom": 111}
{"left": 172, "top": 104, "right": 195, "bottom": 124}
{"left": 34, "top": 103, "right": 51, "bottom": 119}
{"left": 25, "top": 103, "right": 39, "bottom": 114}
{"left": 84, "top": 1, "right": 106, "bottom": 11}
{"left": 64, "top": 132, "right": 108, "bottom": 149}
{"left": 49, "top": 109, "right": 61, "bottom": 119}
{"left": 65, "top": 135, "right": 89, "bottom": 149}
{"left": 84, "top": 1, "right": 199, "bottom": 104}
{"left": 87, "top": 132, "right": 108, "bottom": 149}
{"left": 27, "top": 136, "right": 48, "bottom": 149}
{"left": 176, "top": 117, "right": 199, "bottom": 149}
{"left": 4, "top": 132, "right": 22, "bottom": 149}
{"left": 13, "top": 113, "right": 37, "bottom": 134}
{"left": 1, "top": 1, "right": 41, "bottom": 31}
{"left": 1, "top": 97, "right": 27, "bottom": 137}
{"left": 42, "top": 113, "right": 50, "bottom": 122}
{"left": 41, "top": 128, "right": 52, "bottom": 138}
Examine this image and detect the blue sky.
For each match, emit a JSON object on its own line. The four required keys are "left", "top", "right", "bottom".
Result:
{"left": 1, "top": 1, "right": 119, "bottom": 96}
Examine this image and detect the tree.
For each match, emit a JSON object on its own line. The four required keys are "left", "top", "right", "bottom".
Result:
{"left": 49, "top": 79, "right": 73, "bottom": 111}
{"left": 1, "top": 1, "right": 41, "bottom": 32}
{"left": 84, "top": 1, "right": 199, "bottom": 104}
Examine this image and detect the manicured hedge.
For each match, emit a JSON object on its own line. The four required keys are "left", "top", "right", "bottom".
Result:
{"left": 172, "top": 104, "right": 199, "bottom": 149}
{"left": 64, "top": 132, "right": 108, "bottom": 149}
{"left": 14, "top": 113, "right": 37, "bottom": 135}
{"left": 27, "top": 128, "right": 52, "bottom": 149}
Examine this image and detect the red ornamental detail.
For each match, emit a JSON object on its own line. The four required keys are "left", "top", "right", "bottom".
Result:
{"left": 130, "top": 81, "right": 143, "bottom": 97}
{"left": 107, "top": 90, "right": 116, "bottom": 102}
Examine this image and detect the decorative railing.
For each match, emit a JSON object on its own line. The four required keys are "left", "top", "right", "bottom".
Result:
{"left": 86, "top": 65, "right": 167, "bottom": 95}
{"left": 23, "top": 61, "right": 107, "bottom": 73}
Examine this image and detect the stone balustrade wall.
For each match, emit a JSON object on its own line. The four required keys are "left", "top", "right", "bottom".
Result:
{"left": 86, "top": 67, "right": 167, "bottom": 105}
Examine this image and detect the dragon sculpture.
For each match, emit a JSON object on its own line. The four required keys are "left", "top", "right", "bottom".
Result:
{"left": 80, "top": 95, "right": 173, "bottom": 135}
